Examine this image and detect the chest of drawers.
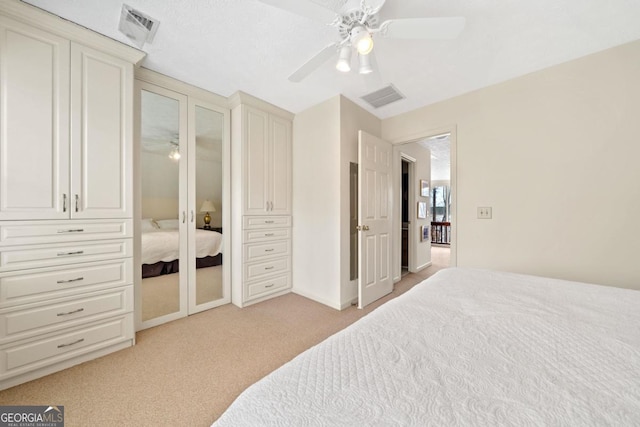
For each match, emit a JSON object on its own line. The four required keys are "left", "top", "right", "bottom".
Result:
{"left": 0, "top": 220, "right": 134, "bottom": 390}
{"left": 234, "top": 215, "right": 291, "bottom": 306}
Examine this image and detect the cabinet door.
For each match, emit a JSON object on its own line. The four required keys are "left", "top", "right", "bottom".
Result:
{"left": 0, "top": 18, "right": 70, "bottom": 220}
{"left": 70, "top": 43, "right": 133, "bottom": 219}
{"left": 269, "top": 115, "right": 292, "bottom": 215}
{"left": 243, "top": 107, "right": 269, "bottom": 214}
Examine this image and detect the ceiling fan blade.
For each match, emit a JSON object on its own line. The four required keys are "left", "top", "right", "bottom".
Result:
{"left": 360, "top": 0, "right": 387, "bottom": 16}
{"left": 379, "top": 17, "right": 466, "bottom": 39}
{"left": 288, "top": 42, "right": 340, "bottom": 83}
{"left": 257, "top": 0, "right": 339, "bottom": 24}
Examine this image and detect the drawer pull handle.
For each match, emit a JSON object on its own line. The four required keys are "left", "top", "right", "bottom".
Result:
{"left": 265, "top": 266, "right": 274, "bottom": 270}
{"left": 265, "top": 284, "right": 275, "bottom": 288}
{"left": 57, "top": 308, "right": 84, "bottom": 317}
{"left": 265, "top": 220, "right": 274, "bottom": 224}
{"left": 57, "top": 251, "right": 84, "bottom": 256}
{"left": 264, "top": 233, "right": 274, "bottom": 237}
{"left": 57, "top": 229, "right": 85, "bottom": 233}
{"left": 57, "top": 277, "right": 84, "bottom": 284}
{"left": 58, "top": 338, "right": 85, "bottom": 349}
{"left": 265, "top": 249, "right": 274, "bottom": 252}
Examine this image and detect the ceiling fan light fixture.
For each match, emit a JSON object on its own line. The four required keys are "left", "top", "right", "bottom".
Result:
{"left": 336, "top": 45, "right": 352, "bottom": 72}
{"left": 359, "top": 53, "right": 373, "bottom": 74}
{"left": 350, "top": 26, "right": 374, "bottom": 55}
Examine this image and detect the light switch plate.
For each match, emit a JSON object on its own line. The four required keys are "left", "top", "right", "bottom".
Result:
{"left": 477, "top": 207, "right": 492, "bottom": 219}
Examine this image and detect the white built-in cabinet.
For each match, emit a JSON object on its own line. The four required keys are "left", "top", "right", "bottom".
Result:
{"left": 0, "top": 1, "right": 144, "bottom": 390}
{"left": 243, "top": 107, "right": 292, "bottom": 215}
{"left": 231, "top": 92, "right": 293, "bottom": 307}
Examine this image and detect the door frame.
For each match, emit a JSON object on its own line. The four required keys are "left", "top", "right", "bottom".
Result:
{"left": 400, "top": 154, "right": 417, "bottom": 273}
{"left": 390, "top": 125, "right": 457, "bottom": 282}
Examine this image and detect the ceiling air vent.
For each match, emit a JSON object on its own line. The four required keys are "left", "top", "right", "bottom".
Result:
{"left": 360, "top": 84, "right": 405, "bottom": 109}
{"left": 118, "top": 4, "right": 160, "bottom": 49}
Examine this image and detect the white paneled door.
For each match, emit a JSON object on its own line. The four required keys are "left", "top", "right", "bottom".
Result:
{"left": 358, "top": 130, "right": 393, "bottom": 308}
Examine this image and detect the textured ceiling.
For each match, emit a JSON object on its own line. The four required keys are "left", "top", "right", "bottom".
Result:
{"left": 420, "top": 135, "right": 450, "bottom": 182}
{"left": 20, "top": 0, "right": 640, "bottom": 119}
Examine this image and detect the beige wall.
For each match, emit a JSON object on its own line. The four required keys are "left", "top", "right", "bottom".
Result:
{"left": 382, "top": 40, "right": 640, "bottom": 290}
{"left": 292, "top": 96, "right": 343, "bottom": 308}
{"left": 292, "top": 95, "right": 382, "bottom": 309}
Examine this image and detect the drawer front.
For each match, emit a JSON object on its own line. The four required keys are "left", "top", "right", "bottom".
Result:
{"left": 0, "top": 220, "right": 132, "bottom": 246}
{"left": 243, "top": 216, "right": 291, "bottom": 229}
{"left": 243, "top": 240, "right": 290, "bottom": 261}
{"left": 243, "top": 228, "right": 291, "bottom": 243}
{"left": 244, "top": 256, "right": 290, "bottom": 281}
{"left": 0, "top": 259, "right": 132, "bottom": 308}
{"left": 0, "top": 287, "right": 132, "bottom": 342}
{"left": 246, "top": 274, "right": 290, "bottom": 300}
{"left": 0, "top": 239, "right": 132, "bottom": 272}
{"left": 0, "top": 314, "right": 133, "bottom": 378}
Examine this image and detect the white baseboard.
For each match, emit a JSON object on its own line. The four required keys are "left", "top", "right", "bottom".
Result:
{"left": 414, "top": 261, "right": 432, "bottom": 272}
{"left": 291, "top": 288, "right": 342, "bottom": 311}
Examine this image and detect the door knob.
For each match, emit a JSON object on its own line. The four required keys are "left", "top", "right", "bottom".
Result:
{"left": 356, "top": 225, "right": 370, "bottom": 231}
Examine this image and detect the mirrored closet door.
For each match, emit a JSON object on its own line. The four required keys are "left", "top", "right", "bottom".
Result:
{"left": 136, "top": 78, "right": 230, "bottom": 330}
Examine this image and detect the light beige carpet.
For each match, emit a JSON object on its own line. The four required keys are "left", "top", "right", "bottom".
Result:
{"left": 0, "top": 247, "right": 449, "bottom": 426}
{"left": 142, "top": 265, "right": 223, "bottom": 321}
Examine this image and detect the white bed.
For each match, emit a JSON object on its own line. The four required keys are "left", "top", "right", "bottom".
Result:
{"left": 140, "top": 218, "right": 223, "bottom": 279}
{"left": 141, "top": 228, "right": 223, "bottom": 265}
{"left": 213, "top": 268, "right": 640, "bottom": 426}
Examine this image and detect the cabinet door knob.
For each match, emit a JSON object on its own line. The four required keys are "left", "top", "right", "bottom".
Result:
{"left": 75, "top": 194, "right": 79, "bottom": 212}
{"left": 62, "top": 194, "right": 67, "bottom": 212}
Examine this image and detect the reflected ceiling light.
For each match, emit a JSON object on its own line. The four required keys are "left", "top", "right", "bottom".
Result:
{"left": 350, "top": 26, "right": 373, "bottom": 55}
{"left": 168, "top": 147, "right": 180, "bottom": 161}
{"left": 358, "top": 53, "right": 373, "bottom": 74}
{"left": 168, "top": 139, "right": 180, "bottom": 161}
{"left": 336, "top": 45, "right": 352, "bottom": 72}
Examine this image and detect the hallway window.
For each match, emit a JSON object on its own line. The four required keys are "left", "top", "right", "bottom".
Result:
{"left": 431, "top": 186, "right": 451, "bottom": 222}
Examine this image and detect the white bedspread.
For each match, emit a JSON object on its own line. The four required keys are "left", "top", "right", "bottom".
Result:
{"left": 213, "top": 268, "right": 640, "bottom": 426}
{"left": 141, "top": 229, "right": 223, "bottom": 264}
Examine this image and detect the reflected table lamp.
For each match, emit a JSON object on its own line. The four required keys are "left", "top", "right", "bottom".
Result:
{"left": 200, "top": 200, "right": 216, "bottom": 229}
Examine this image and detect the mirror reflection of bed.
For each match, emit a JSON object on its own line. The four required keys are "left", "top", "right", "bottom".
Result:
{"left": 140, "top": 219, "right": 223, "bottom": 321}
{"left": 140, "top": 86, "right": 226, "bottom": 327}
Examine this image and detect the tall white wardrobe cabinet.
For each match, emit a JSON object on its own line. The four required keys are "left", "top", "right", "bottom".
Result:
{"left": 0, "top": 0, "right": 145, "bottom": 390}
{"left": 230, "top": 92, "right": 293, "bottom": 307}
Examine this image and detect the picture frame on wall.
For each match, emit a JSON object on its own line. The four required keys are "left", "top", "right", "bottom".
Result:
{"left": 417, "top": 201, "right": 427, "bottom": 219}
{"left": 420, "top": 180, "right": 429, "bottom": 197}
{"left": 421, "top": 225, "right": 429, "bottom": 242}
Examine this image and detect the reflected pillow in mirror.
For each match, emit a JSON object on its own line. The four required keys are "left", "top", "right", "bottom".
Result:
{"left": 156, "top": 219, "right": 179, "bottom": 230}
{"left": 141, "top": 218, "right": 159, "bottom": 232}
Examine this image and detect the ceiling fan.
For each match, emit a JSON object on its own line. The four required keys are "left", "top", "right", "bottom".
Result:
{"left": 257, "top": 0, "right": 466, "bottom": 82}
